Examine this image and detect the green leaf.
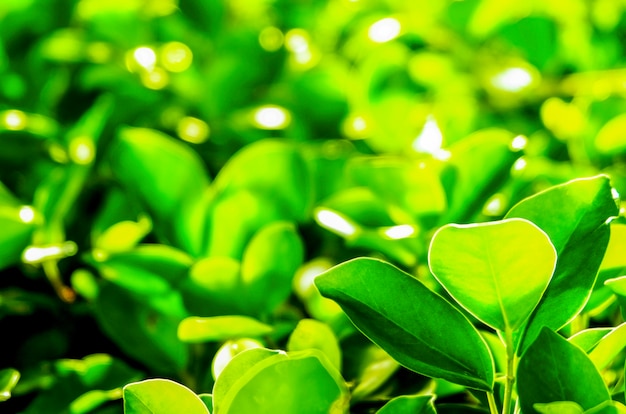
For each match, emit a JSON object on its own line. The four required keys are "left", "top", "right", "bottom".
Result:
{"left": 123, "top": 379, "right": 209, "bottom": 414}
{"left": 110, "top": 126, "right": 210, "bottom": 255}
{"left": 213, "top": 348, "right": 279, "bottom": 412}
{"left": 376, "top": 394, "right": 436, "bottom": 414}
{"left": 505, "top": 175, "right": 619, "bottom": 353}
{"left": 534, "top": 401, "right": 585, "bottom": 414}
{"left": 240, "top": 221, "right": 304, "bottom": 315}
{"left": 93, "top": 284, "right": 188, "bottom": 373}
{"left": 211, "top": 139, "right": 312, "bottom": 221}
{"left": 211, "top": 339, "right": 265, "bottom": 381}
{"left": 440, "top": 128, "right": 520, "bottom": 223}
{"left": 315, "top": 257, "right": 494, "bottom": 391}
{"left": 182, "top": 256, "right": 243, "bottom": 316}
{"left": 517, "top": 328, "right": 610, "bottom": 413}
{"left": 177, "top": 316, "right": 273, "bottom": 343}
{"left": 204, "top": 190, "right": 286, "bottom": 259}
{"left": 215, "top": 349, "right": 349, "bottom": 414}
{"left": 569, "top": 328, "right": 614, "bottom": 352}
{"left": 0, "top": 201, "right": 37, "bottom": 270}
{"left": 587, "top": 322, "right": 626, "bottom": 371}
{"left": 0, "top": 368, "right": 20, "bottom": 401}
{"left": 606, "top": 276, "right": 626, "bottom": 319}
{"left": 88, "top": 244, "right": 192, "bottom": 296}
{"left": 595, "top": 113, "right": 626, "bottom": 155}
{"left": 429, "top": 218, "right": 556, "bottom": 333}
{"left": 287, "top": 319, "right": 342, "bottom": 371}
{"left": 23, "top": 354, "right": 140, "bottom": 414}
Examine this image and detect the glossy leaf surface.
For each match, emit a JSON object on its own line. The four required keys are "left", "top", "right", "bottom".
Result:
{"left": 315, "top": 257, "right": 494, "bottom": 391}
{"left": 517, "top": 328, "right": 610, "bottom": 413}
{"left": 429, "top": 218, "right": 556, "bottom": 332}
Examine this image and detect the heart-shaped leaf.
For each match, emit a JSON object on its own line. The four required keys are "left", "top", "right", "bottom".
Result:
{"left": 315, "top": 257, "right": 494, "bottom": 391}
{"left": 124, "top": 379, "right": 209, "bottom": 414}
{"left": 517, "top": 328, "right": 610, "bottom": 413}
{"left": 505, "top": 175, "right": 619, "bottom": 353}
{"left": 429, "top": 218, "right": 557, "bottom": 333}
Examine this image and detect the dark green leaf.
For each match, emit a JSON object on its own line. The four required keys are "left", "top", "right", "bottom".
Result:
{"left": 315, "top": 257, "right": 494, "bottom": 391}
{"left": 517, "top": 328, "right": 610, "bottom": 413}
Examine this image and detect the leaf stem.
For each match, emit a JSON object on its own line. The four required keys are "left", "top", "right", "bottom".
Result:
{"left": 502, "top": 329, "right": 516, "bottom": 414}
{"left": 487, "top": 392, "right": 499, "bottom": 414}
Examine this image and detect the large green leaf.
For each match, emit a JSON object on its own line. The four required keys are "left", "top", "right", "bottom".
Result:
{"left": 214, "top": 349, "right": 349, "bottom": 414}
{"left": 505, "top": 175, "right": 619, "bottom": 353}
{"left": 110, "top": 127, "right": 210, "bottom": 255}
{"left": 315, "top": 257, "right": 494, "bottom": 391}
{"left": 124, "top": 379, "right": 209, "bottom": 414}
{"left": 429, "top": 218, "right": 556, "bottom": 333}
{"left": 517, "top": 328, "right": 611, "bottom": 413}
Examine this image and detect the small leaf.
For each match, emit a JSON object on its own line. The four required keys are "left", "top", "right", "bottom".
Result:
{"left": 429, "top": 218, "right": 556, "bottom": 333}
{"left": 517, "top": 328, "right": 610, "bottom": 413}
{"left": 123, "top": 379, "right": 209, "bottom": 414}
{"left": 287, "top": 319, "right": 342, "bottom": 371}
{"left": 505, "top": 175, "right": 619, "bottom": 353}
{"left": 177, "top": 316, "right": 273, "bottom": 343}
{"left": 0, "top": 368, "right": 20, "bottom": 402}
{"left": 376, "top": 394, "right": 436, "bottom": 414}
{"left": 315, "top": 257, "right": 494, "bottom": 391}
{"left": 606, "top": 276, "right": 626, "bottom": 319}
{"left": 587, "top": 322, "right": 626, "bottom": 371}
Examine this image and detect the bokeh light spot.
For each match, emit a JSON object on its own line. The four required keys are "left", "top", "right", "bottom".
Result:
{"left": 2, "top": 110, "right": 27, "bottom": 131}
{"left": 161, "top": 42, "right": 193, "bottom": 73}
{"left": 18, "top": 206, "right": 36, "bottom": 223}
{"left": 253, "top": 105, "right": 291, "bottom": 129}
{"left": 491, "top": 67, "right": 532, "bottom": 92}
{"left": 368, "top": 17, "right": 401, "bottom": 43}
{"left": 133, "top": 46, "right": 157, "bottom": 70}
{"left": 259, "top": 27, "right": 284, "bottom": 51}
{"left": 177, "top": 117, "right": 210, "bottom": 144}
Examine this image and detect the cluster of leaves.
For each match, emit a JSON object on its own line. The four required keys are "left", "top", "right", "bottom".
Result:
{"left": 1, "top": 0, "right": 626, "bottom": 413}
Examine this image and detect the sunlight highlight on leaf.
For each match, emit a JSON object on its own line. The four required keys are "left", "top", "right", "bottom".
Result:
{"left": 314, "top": 208, "right": 358, "bottom": 237}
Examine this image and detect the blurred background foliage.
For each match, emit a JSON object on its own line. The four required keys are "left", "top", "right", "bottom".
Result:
{"left": 2, "top": 0, "right": 626, "bottom": 412}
